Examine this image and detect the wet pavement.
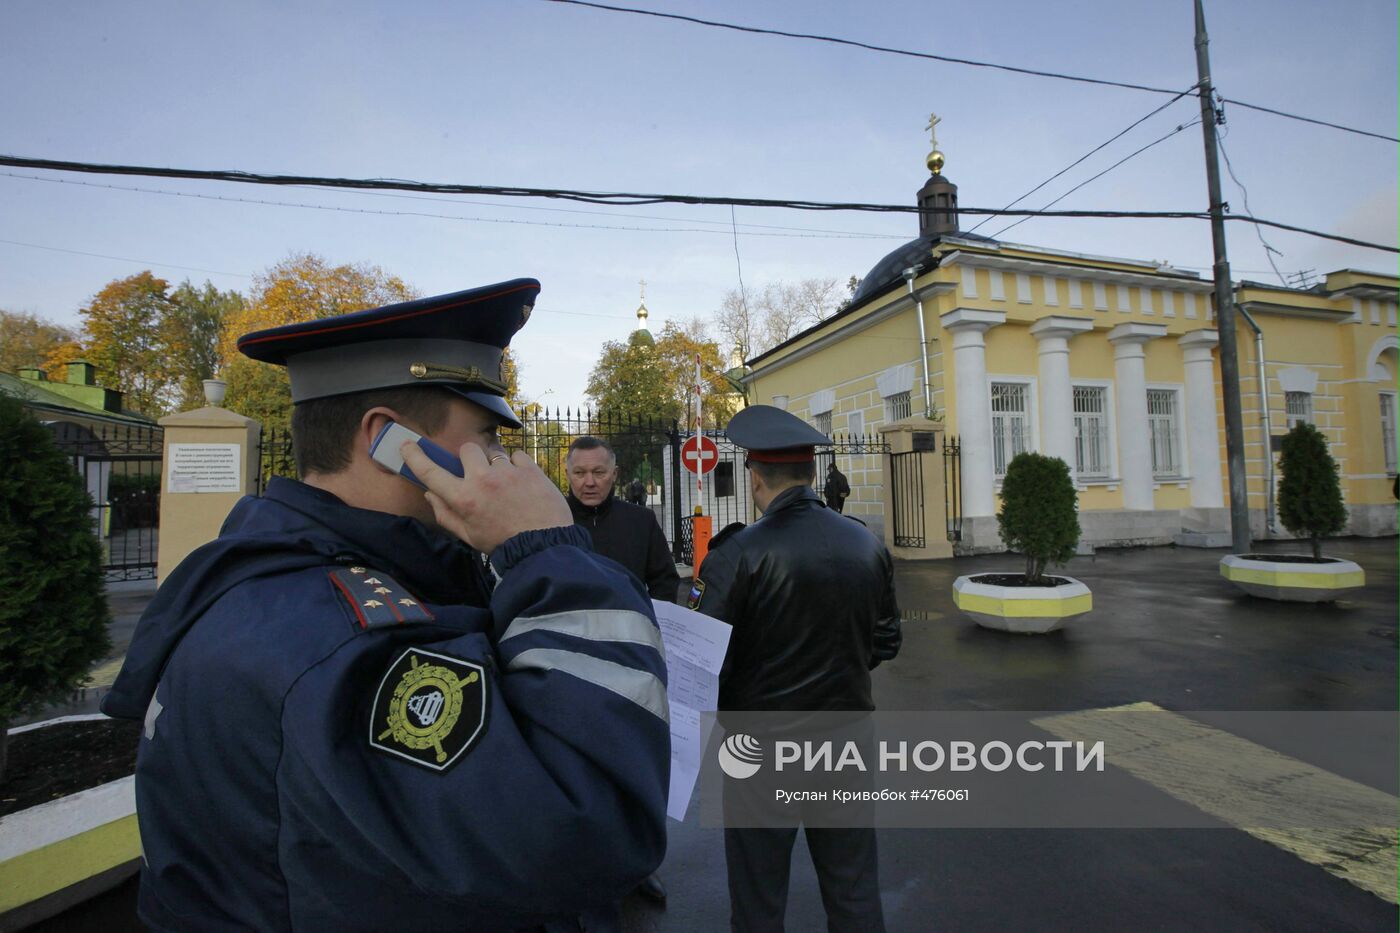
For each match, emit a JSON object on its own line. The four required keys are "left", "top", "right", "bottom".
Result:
{"left": 28, "top": 538, "right": 1400, "bottom": 931}
{"left": 625, "top": 537, "right": 1398, "bottom": 932}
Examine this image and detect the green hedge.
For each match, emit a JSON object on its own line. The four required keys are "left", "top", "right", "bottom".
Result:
{"left": 0, "top": 395, "right": 111, "bottom": 777}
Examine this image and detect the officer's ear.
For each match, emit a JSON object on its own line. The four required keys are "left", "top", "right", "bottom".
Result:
{"left": 358, "top": 406, "right": 405, "bottom": 459}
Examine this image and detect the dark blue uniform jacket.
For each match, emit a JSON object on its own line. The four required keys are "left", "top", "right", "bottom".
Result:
{"left": 102, "top": 478, "right": 669, "bottom": 931}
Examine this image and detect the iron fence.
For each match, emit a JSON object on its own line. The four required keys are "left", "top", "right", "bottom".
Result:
{"left": 254, "top": 413, "right": 899, "bottom": 562}
{"left": 944, "top": 434, "right": 963, "bottom": 542}
{"left": 47, "top": 420, "right": 163, "bottom": 581}
{"left": 889, "top": 450, "right": 926, "bottom": 548}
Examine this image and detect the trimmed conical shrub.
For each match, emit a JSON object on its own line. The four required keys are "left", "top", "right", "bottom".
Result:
{"left": 1277, "top": 421, "right": 1347, "bottom": 559}
{"left": 997, "top": 452, "right": 1081, "bottom": 584}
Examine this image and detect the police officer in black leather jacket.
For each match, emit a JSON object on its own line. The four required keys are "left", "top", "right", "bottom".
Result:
{"left": 688, "top": 404, "right": 901, "bottom": 932}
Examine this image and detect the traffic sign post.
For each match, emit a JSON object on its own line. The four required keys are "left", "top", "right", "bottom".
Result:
{"left": 680, "top": 435, "right": 720, "bottom": 475}
{"left": 688, "top": 352, "right": 713, "bottom": 576}
{"left": 681, "top": 434, "right": 718, "bottom": 576}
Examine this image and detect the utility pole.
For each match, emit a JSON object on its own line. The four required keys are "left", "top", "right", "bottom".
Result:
{"left": 1194, "top": 0, "right": 1252, "bottom": 554}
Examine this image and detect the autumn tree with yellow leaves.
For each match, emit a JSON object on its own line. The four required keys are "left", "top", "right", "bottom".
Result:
{"left": 219, "top": 254, "right": 418, "bottom": 432}
{"left": 585, "top": 320, "right": 739, "bottom": 429}
{"left": 0, "top": 310, "right": 77, "bottom": 376}
{"left": 74, "top": 272, "right": 176, "bottom": 415}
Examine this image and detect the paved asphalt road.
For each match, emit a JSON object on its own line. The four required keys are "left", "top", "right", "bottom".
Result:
{"left": 30, "top": 537, "right": 1399, "bottom": 931}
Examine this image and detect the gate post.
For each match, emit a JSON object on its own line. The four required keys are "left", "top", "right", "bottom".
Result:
{"left": 878, "top": 418, "right": 954, "bottom": 560}
{"left": 155, "top": 402, "right": 261, "bottom": 584}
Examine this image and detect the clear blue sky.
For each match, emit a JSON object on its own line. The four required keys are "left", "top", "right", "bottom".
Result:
{"left": 1, "top": 0, "right": 1395, "bottom": 409}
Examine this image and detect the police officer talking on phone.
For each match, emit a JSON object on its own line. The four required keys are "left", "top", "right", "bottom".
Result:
{"left": 103, "top": 281, "right": 669, "bottom": 932}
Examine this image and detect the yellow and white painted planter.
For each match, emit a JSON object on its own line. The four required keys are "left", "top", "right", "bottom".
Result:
{"left": 0, "top": 716, "right": 141, "bottom": 929}
{"left": 1219, "top": 554, "right": 1366, "bottom": 602}
{"left": 952, "top": 574, "right": 1093, "bottom": 634}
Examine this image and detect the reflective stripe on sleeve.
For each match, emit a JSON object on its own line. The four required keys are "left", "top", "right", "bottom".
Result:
{"left": 505, "top": 648, "right": 669, "bottom": 723}
{"left": 499, "top": 609, "right": 663, "bottom": 654}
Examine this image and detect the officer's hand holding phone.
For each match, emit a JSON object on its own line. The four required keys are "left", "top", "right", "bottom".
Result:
{"left": 397, "top": 432, "right": 571, "bottom": 554}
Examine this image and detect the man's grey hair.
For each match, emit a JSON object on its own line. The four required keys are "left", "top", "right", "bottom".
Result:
{"left": 566, "top": 435, "right": 617, "bottom": 466}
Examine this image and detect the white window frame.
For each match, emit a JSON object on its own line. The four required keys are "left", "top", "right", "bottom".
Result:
{"left": 847, "top": 410, "right": 865, "bottom": 438}
{"left": 1380, "top": 391, "right": 1397, "bottom": 474}
{"left": 884, "top": 391, "right": 912, "bottom": 423}
{"left": 1285, "top": 391, "right": 1313, "bottom": 429}
{"left": 1146, "top": 385, "right": 1185, "bottom": 479}
{"left": 1071, "top": 383, "right": 1114, "bottom": 480}
{"left": 814, "top": 411, "right": 832, "bottom": 435}
{"left": 987, "top": 375, "right": 1038, "bottom": 478}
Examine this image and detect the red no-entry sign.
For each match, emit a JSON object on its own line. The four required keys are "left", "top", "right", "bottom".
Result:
{"left": 680, "top": 435, "right": 720, "bottom": 474}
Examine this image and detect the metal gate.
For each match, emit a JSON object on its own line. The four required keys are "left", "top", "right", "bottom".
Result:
{"left": 510, "top": 407, "right": 687, "bottom": 557}
{"left": 889, "top": 450, "right": 926, "bottom": 548}
{"left": 258, "top": 427, "right": 296, "bottom": 493}
{"left": 943, "top": 434, "right": 962, "bottom": 542}
{"left": 47, "top": 421, "right": 164, "bottom": 581}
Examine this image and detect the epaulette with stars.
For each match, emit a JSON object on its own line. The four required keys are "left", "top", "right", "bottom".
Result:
{"left": 328, "top": 565, "right": 435, "bottom": 631}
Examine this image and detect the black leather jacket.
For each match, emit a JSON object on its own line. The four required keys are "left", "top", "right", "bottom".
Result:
{"left": 691, "top": 486, "right": 901, "bottom": 712}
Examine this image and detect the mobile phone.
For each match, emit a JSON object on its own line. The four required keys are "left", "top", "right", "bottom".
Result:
{"left": 369, "top": 421, "right": 464, "bottom": 490}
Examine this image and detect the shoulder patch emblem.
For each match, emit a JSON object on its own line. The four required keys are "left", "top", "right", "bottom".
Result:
{"left": 687, "top": 579, "right": 706, "bottom": 610}
{"left": 330, "top": 567, "right": 435, "bottom": 630}
{"left": 370, "top": 648, "right": 487, "bottom": 772}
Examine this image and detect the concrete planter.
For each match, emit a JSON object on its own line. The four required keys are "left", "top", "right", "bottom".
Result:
{"left": 952, "top": 573, "right": 1093, "bottom": 634}
{"left": 0, "top": 716, "right": 141, "bottom": 930}
{"left": 1219, "top": 554, "right": 1365, "bottom": 602}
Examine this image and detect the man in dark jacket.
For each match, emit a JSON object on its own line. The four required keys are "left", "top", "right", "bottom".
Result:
{"left": 102, "top": 283, "right": 668, "bottom": 932}
{"left": 566, "top": 436, "right": 681, "bottom": 604}
{"left": 690, "top": 405, "right": 900, "bottom": 933}
{"left": 565, "top": 435, "right": 679, "bottom": 904}
{"left": 823, "top": 461, "right": 851, "bottom": 514}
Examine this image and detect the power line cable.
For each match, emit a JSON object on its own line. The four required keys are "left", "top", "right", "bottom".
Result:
{"left": 544, "top": 0, "right": 1182, "bottom": 95}
{"left": 1217, "top": 97, "right": 1397, "bottom": 144}
{"left": 967, "top": 88, "right": 1197, "bottom": 235}
{"left": 729, "top": 206, "right": 752, "bottom": 358}
{"left": 1216, "top": 120, "right": 1287, "bottom": 286}
{"left": 990, "top": 118, "right": 1203, "bottom": 239}
{"left": 0, "top": 236, "right": 251, "bottom": 278}
{"left": 0, "top": 153, "right": 1392, "bottom": 252}
{"left": 279, "top": 184, "right": 903, "bottom": 237}
{"left": 0, "top": 172, "right": 897, "bottom": 241}
{"left": 541, "top": 0, "right": 1398, "bottom": 144}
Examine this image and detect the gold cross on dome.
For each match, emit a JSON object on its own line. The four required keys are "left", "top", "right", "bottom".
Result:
{"left": 926, "top": 112, "right": 941, "bottom": 149}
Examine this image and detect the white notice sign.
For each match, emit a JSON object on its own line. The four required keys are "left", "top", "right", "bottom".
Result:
{"left": 168, "top": 444, "right": 242, "bottom": 493}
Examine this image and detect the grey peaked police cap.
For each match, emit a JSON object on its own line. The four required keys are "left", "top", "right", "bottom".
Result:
{"left": 236, "top": 278, "right": 537, "bottom": 429}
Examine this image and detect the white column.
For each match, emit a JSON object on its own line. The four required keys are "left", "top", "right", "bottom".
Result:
{"left": 1109, "top": 323, "right": 1168, "bottom": 510}
{"left": 1030, "top": 317, "right": 1094, "bottom": 476}
{"left": 942, "top": 309, "right": 1006, "bottom": 517}
{"left": 1179, "top": 330, "right": 1224, "bottom": 508}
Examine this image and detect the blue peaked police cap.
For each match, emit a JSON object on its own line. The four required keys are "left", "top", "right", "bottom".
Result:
{"left": 236, "top": 279, "right": 538, "bottom": 429}
{"left": 725, "top": 404, "right": 830, "bottom": 462}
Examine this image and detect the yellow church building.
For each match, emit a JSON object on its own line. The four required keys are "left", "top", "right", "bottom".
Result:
{"left": 743, "top": 140, "right": 1397, "bottom": 554}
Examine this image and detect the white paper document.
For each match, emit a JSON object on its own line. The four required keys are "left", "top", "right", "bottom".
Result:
{"left": 653, "top": 598, "right": 732, "bottom": 821}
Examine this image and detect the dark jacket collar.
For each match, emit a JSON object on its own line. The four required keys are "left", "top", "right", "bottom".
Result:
{"left": 256, "top": 477, "right": 479, "bottom": 600}
{"left": 566, "top": 490, "right": 616, "bottom": 520}
{"left": 760, "top": 485, "right": 822, "bottom": 517}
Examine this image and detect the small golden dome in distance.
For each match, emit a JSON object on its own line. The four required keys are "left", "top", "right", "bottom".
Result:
{"left": 927, "top": 149, "right": 945, "bottom": 174}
